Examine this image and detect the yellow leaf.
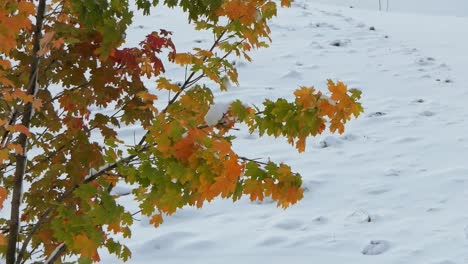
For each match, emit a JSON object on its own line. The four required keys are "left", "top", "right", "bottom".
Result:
{"left": 137, "top": 91, "right": 158, "bottom": 102}
{"left": 194, "top": 48, "right": 213, "bottom": 58}
{"left": 174, "top": 53, "right": 193, "bottom": 65}
{"left": 156, "top": 78, "right": 180, "bottom": 92}
{"left": 141, "top": 61, "right": 153, "bottom": 78}
{"left": 0, "top": 149, "right": 8, "bottom": 163}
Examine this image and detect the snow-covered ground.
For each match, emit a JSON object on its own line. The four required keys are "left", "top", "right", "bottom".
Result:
{"left": 103, "top": 1, "right": 468, "bottom": 263}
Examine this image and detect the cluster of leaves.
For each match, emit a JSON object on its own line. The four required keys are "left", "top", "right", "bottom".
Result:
{"left": 0, "top": 0, "right": 362, "bottom": 263}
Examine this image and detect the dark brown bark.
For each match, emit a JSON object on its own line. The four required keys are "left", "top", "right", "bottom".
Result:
{"left": 6, "top": 0, "right": 47, "bottom": 263}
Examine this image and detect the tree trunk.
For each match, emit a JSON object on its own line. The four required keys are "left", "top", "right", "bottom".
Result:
{"left": 6, "top": 0, "right": 47, "bottom": 263}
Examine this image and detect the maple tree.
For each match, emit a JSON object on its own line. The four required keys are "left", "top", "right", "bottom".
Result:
{"left": 0, "top": 0, "right": 362, "bottom": 263}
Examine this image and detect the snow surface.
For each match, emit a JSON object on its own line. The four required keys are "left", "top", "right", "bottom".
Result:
{"left": 104, "top": 0, "right": 468, "bottom": 263}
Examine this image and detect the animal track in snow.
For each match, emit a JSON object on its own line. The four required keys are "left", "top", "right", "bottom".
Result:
{"left": 362, "top": 240, "right": 391, "bottom": 255}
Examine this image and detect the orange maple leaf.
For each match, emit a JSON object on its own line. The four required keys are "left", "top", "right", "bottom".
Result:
{"left": 72, "top": 234, "right": 98, "bottom": 259}
{"left": 210, "top": 176, "right": 235, "bottom": 198}
{"left": 294, "top": 86, "right": 317, "bottom": 109}
{"left": 0, "top": 233, "right": 6, "bottom": 246}
{"left": 149, "top": 213, "right": 163, "bottom": 228}
{"left": 224, "top": 157, "right": 244, "bottom": 181}
{"left": 0, "top": 186, "right": 7, "bottom": 209}
{"left": 318, "top": 99, "right": 335, "bottom": 118}
{"left": 281, "top": 0, "right": 292, "bottom": 7}
{"left": 107, "top": 221, "right": 124, "bottom": 234}
{"left": 219, "top": 0, "right": 257, "bottom": 25}
{"left": 328, "top": 80, "right": 348, "bottom": 101}
{"left": 295, "top": 137, "right": 306, "bottom": 153}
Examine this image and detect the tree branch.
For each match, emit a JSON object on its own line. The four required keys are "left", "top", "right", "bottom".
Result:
{"left": 17, "top": 147, "right": 146, "bottom": 262}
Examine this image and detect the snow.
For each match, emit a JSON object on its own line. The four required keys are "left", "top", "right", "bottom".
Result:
{"left": 109, "top": 0, "right": 468, "bottom": 263}
{"left": 204, "top": 102, "right": 231, "bottom": 126}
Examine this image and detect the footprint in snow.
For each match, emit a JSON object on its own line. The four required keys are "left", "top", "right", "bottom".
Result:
{"left": 362, "top": 240, "right": 391, "bottom": 255}
{"left": 393, "top": 136, "right": 421, "bottom": 144}
{"left": 416, "top": 56, "right": 436, "bottom": 66}
{"left": 181, "top": 240, "right": 215, "bottom": 250}
{"left": 347, "top": 210, "right": 374, "bottom": 224}
{"left": 412, "top": 98, "right": 425, "bottom": 103}
{"left": 313, "top": 216, "right": 329, "bottom": 224}
{"left": 310, "top": 22, "right": 339, "bottom": 30}
{"left": 281, "top": 70, "right": 302, "bottom": 79}
{"left": 273, "top": 219, "right": 305, "bottom": 231}
{"left": 318, "top": 136, "right": 341, "bottom": 148}
{"left": 303, "top": 180, "right": 324, "bottom": 193}
{"left": 432, "top": 261, "right": 457, "bottom": 264}
{"left": 138, "top": 231, "right": 197, "bottom": 251}
{"left": 258, "top": 236, "right": 287, "bottom": 247}
{"left": 365, "top": 187, "right": 391, "bottom": 196}
{"left": 330, "top": 39, "right": 351, "bottom": 47}
{"left": 367, "top": 111, "right": 386, "bottom": 117}
{"left": 419, "top": 110, "right": 436, "bottom": 117}
{"left": 384, "top": 169, "right": 401, "bottom": 177}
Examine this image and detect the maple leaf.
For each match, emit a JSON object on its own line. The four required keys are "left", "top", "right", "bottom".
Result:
{"left": 137, "top": 91, "right": 158, "bottom": 102}
{"left": 107, "top": 221, "right": 124, "bottom": 234}
{"left": 224, "top": 157, "right": 243, "bottom": 181}
{"left": 244, "top": 179, "right": 264, "bottom": 202}
{"left": 7, "top": 143, "right": 23, "bottom": 155}
{"left": 174, "top": 53, "right": 193, "bottom": 65}
{"left": 52, "top": 37, "right": 65, "bottom": 49}
{"left": 32, "top": 98, "right": 43, "bottom": 110}
{"left": 294, "top": 86, "right": 317, "bottom": 109}
{"left": 141, "top": 60, "right": 153, "bottom": 78}
{"left": 210, "top": 176, "right": 236, "bottom": 198}
{"left": 0, "top": 148, "right": 8, "bottom": 163}
{"left": 295, "top": 137, "right": 306, "bottom": 153}
{"left": 157, "top": 77, "right": 180, "bottom": 92}
{"left": 0, "top": 0, "right": 361, "bottom": 261}
{"left": 0, "top": 234, "right": 6, "bottom": 246}
{"left": 0, "top": 186, "right": 7, "bottom": 209}
{"left": 72, "top": 234, "right": 99, "bottom": 259}
{"left": 318, "top": 99, "right": 335, "bottom": 118}
{"left": 173, "top": 136, "right": 196, "bottom": 163}
{"left": 10, "top": 124, "right": 31, "bottom": 137}
{"left": 281, "top": 0, "right": 292, "bottom": 7}
{"left": 149, "top": 214, "right": 164, "bottom": 228}
{"left": 221, "top": 0, "right": 257, "bottom": 25}
{"left": 328, "top": 79, "right": 348, "bottom": 101}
